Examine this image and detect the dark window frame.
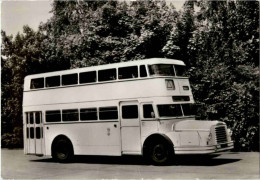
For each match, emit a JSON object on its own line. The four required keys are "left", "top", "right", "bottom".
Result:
{"left": 99, "top": 106, "right": 118, "bottom": 120}
{"left": 45, "top": 110, "right": 61, "bottom": 122}
{"left": 122, "top": 105, "right": 139, "bottom": 119}
{"left": 79, "top": 71, "right": 97, "bottom": 84}
{"left": 62, "top": 73, "right": 78, "bottom": 86}
{"left": 45, "top": 76, "right": 61, "bottom": 88}
{"left": 80, "top": 108, "right": 98, "bottom": 121}
{"left": 30, "top": 78, "right": 44, "bottom": 89}
{"left": 118, "top": 66, "right": 138, "bottom": 80}
{"left": 143, "top": 104, "right": 155, "bottom": 119}
{"left": 98, "top": 69, "right": 117, "bottom": 82}
{"left": 140, "top": 65, "right": 147, "bottom": 77}
{"left": 62, "top": 109, "right": 79, "bottom": 122}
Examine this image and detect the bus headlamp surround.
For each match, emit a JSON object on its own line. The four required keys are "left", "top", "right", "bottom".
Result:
{"left": 207, "top": 132, "right": 212, "bottom": 145}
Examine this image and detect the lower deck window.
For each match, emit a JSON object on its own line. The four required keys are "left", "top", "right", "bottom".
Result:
{"left": 80, "top": 108, "right": 97, "bottom": 120}
{"left": 99, "top": 107, "right": 118, "bottom": 120}
{"left": 62, "top": 109, "right": 79, "bottom": 121}
{"left": 46, "top": 110, "right": 61, "bottom": 122}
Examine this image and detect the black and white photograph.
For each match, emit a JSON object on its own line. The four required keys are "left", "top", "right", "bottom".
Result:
{"left": 1, "top": 0, "right": 259, "bottom": 179}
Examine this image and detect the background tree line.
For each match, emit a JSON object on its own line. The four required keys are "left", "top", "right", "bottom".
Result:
{"left": 1, "top": 0, "right": 259, "bottom": 151}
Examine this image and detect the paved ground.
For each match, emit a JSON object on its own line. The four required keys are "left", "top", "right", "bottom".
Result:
{"left": 1, "top": 149, "right": 259, "bottom": 179}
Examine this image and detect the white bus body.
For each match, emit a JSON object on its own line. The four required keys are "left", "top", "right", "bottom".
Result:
{"left": 23, "top": 58, "right": 233, "bottom": 164}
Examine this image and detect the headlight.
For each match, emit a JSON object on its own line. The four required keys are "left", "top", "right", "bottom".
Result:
{"left": 227, "top": 128, "right": 232, "bottom": 136}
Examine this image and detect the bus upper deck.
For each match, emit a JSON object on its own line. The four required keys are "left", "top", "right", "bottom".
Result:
{"left": 24, "top": 58, "right": 187, "bottom": 91}
{"left": 23, "top": 58, "right": 193, "bottom": 107}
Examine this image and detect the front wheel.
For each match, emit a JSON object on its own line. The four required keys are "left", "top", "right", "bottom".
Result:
{"left": 52, "top": 138, "right": 74, "bottom": 163}
{"left": 149, "top": 141, "right": 173, "bottom": 165}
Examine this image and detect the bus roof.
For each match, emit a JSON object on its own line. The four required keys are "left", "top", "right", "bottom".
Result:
{"left": 24, "top": 58, "right": 185, "bottom": 80}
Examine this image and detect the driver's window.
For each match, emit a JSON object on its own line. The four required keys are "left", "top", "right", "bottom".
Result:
{"left": 143, "top": 104, "right": 155, "bottom": 119}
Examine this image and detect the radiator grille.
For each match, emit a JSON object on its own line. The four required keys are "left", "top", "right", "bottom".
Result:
{"left": 215, "top": 126, "right": 227, "bottom": 144}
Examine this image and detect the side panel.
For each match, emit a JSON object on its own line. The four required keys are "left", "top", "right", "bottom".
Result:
{"left": 44, "top": 122, "right": 121, "bottom": 156}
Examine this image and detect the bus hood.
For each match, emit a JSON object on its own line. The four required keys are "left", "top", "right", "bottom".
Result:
{"left": 174, "top": 120, "right": 225, "bottom": 131}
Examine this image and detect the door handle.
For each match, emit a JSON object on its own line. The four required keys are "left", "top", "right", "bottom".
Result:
{"left": 114, "top": 124, "right": 117, "bottom": 128}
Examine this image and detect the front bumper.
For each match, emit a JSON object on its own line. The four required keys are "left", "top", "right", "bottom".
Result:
{"left": 174, "top": 141, "right": 234, "bottom": 154}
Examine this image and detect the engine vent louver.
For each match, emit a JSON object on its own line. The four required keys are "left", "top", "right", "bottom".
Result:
{"left": 215, "top": 126, "right": 228, "bottom": 144}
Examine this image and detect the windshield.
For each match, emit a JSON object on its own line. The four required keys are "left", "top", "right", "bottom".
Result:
{"left": 148, "top": 64, "right": 187, "bottom": 77}
{"left": 175, "top": 65, "right": 187, "bottom": 77}
{"left": 149, "top": 64, "right": 175, "bottom": 76}
{"left": 157, "top": 104, "right": 195, "bottom": 118}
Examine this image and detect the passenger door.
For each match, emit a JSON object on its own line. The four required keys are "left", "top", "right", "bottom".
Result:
{"left": 25, "top": 112, "right": 44, "bottom": 155}
{"left": 120, "top": 101, "right": 141, "bottom": 154}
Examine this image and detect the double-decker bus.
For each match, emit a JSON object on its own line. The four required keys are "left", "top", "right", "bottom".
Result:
{"left": 23, "top": 58, "right": 233, "bottom": 164}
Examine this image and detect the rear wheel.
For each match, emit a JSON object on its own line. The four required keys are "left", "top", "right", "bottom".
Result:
{"left": 148, "top": 140, "right": 173, "bottom": 165}
{"left": 52, "top": 137, "right": 73, "bottom": 163}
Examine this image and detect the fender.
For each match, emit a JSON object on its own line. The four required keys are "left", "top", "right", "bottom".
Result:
{"left": 51, "top": 134, "right": 74, "bottom": 156}
{"left": 142, "top": 133, "right": 174, "bottom": 155}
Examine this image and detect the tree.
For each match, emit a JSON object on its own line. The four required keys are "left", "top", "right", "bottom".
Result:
{"left": 1, "top": 26, "right": 45, "bottom": 148}
{"left": 187, "top": 1, "right": 259, "bottom": 151}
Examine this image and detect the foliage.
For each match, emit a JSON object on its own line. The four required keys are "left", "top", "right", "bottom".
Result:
{"left": 186, "top": 1, "right": 259, "bottom": 151}
{"left": 1, "top": 0, "right": 259, "bottom": 151}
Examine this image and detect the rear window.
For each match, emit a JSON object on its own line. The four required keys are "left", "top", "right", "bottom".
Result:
{"left": 98, "top": 69, "right": 117, "bottom": 82}
{"left": 46, "top": 76, "right": 60, "bottom": 87}
{"left": 31, "top": 78, "right": 44, "bottom": 89}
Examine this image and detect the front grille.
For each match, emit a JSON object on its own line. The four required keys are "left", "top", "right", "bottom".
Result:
{"left": 215, "top": 126, "right": 227, "bottom": 144}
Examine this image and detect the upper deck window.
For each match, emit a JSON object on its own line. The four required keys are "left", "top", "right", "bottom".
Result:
{"left": 98, "top": 69, "right": 117, "bottom": 82}
{"left": 31, "top": 78, "right": 44, "bottom": 89}
{"left": 174, "top": 65, "right": 187, "bottom": 77}
{"left": 148, "top": 64, "right": 175, "bottom": 76}
{"left": 46, "top": 76, "right": 60, "bottom": 87}
{"left": 80, "top": 71, "right": 96, "bottom": 84}
{"left": 118, "top": 66, "right": 138, "bottom": 79}
{"left": 140, "top": 65, "right": 147, "bottom": 77}
{"left": 62, "top": 73, "right": 78, "bottom": 86}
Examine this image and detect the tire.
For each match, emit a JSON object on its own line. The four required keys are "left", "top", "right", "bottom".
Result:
{"left": 52, "top": 137, "right": 74, "bottom": 163}
{"left": 148, "top": 140, "right": 173, "bottom": 165}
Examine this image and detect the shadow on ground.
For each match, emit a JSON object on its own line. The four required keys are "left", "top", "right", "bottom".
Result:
{"left": 31, "top": 154, "right": 241, "bottom": 166}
